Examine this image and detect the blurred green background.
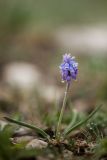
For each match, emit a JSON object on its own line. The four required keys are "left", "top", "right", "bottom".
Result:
{"left": 0, "top": 0, "right": 107, "bottom": 120}
{"left": 0, "top": 2, "right": 107, "bottom": 160}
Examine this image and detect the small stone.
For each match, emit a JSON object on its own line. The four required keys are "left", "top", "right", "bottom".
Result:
{"left": 63, "top": 149, "right": 73, "bottom": 160}
{"left": 11, "top": 136, "right": 34, "bottom": 144}
{"left": 0, "top": 120, "right": 7, "bottom": 131}
{"left": 26, "top": 139, "right": 48, "bottom": 149}
{"left": 13, "top": 127, "right": 31, "bottom": 137}
{"left": 3, "top": 62, "right": 41, "bottom": 91}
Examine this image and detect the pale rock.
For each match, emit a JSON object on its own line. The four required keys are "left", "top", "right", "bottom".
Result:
{"left": 26, "top": 139, "right": 48, "bottom": 149}
{"left": 3, "top": 62, "right": 63, "bottom": 102}
{"left": 0, "top": 120, "right": 7, "bottom": 131}
{"left": 55, "top": 25, "right": 107, "bottom": 54}
{"left": 11, "top": 136, "right": 34, "bottom": 144}
{"left": 3, "top": 62, "right": 41, "bottom": 91}
{"left": 39, "top": 84, "right": 63, "bottom": 103}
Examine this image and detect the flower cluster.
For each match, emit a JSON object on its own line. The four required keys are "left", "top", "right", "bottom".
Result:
{"left": 60, "top": 53, "right": 78, "bottom": 83}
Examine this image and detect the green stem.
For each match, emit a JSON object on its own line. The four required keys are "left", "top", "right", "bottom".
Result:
{"left": 56, "top": 83, "right": 70, "bottom": 140}
{"left": 4, "top": 117, "right": 50, "bottom": 141}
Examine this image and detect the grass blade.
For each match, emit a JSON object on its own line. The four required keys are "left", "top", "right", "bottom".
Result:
{"left": 63, "top": 105, "right": 102, "bottom": 137}
{"left": 64, "top": 109, "right": 78, "bottom": 134}
{"left": 4, "top": 117, "right": 50, "bottom": 141}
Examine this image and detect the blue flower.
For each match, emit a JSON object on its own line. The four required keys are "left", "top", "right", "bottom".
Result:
{"left": 60, "top": 53, "right": 78, "bottom": 83}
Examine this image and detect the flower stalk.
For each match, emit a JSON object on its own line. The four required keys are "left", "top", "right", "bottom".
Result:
{"left": 56, "top": 82, "right": 70, "bottom": 140}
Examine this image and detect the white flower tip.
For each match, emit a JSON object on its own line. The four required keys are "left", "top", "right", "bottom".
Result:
{"left": 72, "top": 56, "right": 75, "bottom": 59}
{"left": 76, "top": 63, "right": 78, "bottom": 66}
{"left": 61, "top": 80, "right": 65, "bottom": 83}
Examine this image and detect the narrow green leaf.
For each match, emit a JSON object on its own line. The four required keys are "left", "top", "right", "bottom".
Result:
{"left": 4, "top": 117, "right": 50, "bottom": 141}
{"left": 63, "top": 105, "right": 102, "bottom": 137}
{"left": 64, "top": 109, "right": 78, "bottom": 134}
